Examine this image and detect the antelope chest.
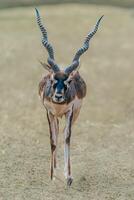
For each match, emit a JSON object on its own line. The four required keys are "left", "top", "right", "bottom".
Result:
{"left": 43, "top": 98, "right": 82, "bottom": 117}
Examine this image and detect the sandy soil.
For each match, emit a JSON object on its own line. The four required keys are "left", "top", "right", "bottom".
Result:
{"left": 0, "top": 4, "right": 134, "bottom": 200}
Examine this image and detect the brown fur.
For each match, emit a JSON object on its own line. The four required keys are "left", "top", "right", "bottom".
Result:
{"left": 39, "top": 72, "right": 86, "bottom": 104}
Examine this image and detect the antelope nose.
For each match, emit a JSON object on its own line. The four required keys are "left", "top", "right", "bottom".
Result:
{"left": 55, "top": 94, "right": 62, "bottom": 100}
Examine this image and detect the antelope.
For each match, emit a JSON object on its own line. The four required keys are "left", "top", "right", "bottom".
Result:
{"left": 35, "top": 8, "right": 103, "bottom": 186}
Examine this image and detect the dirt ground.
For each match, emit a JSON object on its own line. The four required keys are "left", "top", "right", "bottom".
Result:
{"left": 0, "top": 4, "right": 134, "bottom": 200}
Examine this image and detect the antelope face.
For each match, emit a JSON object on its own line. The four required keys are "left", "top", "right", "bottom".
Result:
{"left": 51, "top": 72, "right": 70, "bottom": 103}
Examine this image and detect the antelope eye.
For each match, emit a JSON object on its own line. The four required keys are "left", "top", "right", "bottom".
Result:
{"left": 67, "top": 80, "right": 72, "bottom": 84}
{"left": 64, "top": 80, "right": 68, "bottom": 85}
{"left": 53, "top": 79, "right": 58, "bottom": 84}
{"left": 50, "top": 79, "right": 53, "bottom": 84}
{"left": 64, "top": 80, "right": 72, "bottom": 85}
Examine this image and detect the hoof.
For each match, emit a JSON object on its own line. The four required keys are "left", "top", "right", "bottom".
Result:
{"left": 67, "top": 177, "right": 73, "bottom": 186}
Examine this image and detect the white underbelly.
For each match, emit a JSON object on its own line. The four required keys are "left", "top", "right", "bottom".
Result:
{"left": 43, "top": 98, "right": 82, "bottom": 117}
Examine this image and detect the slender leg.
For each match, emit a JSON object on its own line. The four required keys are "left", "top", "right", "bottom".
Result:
{"left": 46, "top": 110, "right": 58, "bottom": 180}
{"left": 53, "top": 118, "right": 59, "bottom": 169}
{"left": 64, "top": 106, "right": 73, "bottom": 186}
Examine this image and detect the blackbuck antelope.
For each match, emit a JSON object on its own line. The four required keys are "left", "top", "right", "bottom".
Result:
{"left": 35, "top": 8, "right": 103, "bottom": 186}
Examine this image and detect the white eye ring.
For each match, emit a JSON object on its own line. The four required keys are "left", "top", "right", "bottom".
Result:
{"left": 64, "top": 80, "right": 71, "bottom": 87}
{"left": 54, "top": 79, "right": 58, "bottom": 84}
{"left": 64, "top": 80, "right": 68, "bottom": 85}
{"left": 64, "top": 80, "right": 67, "bottom": 84}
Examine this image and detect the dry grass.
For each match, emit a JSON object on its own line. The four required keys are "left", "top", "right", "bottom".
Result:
{"left": 0, "top": 4, "right": 134, "bottom": 200}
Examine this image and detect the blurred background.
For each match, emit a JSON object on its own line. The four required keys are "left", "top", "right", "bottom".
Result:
{"left": 0, "top": 0, "right": 134, "bottom": 9}
{"left": 0, "top": 0, "right": 134, "bottom": 200}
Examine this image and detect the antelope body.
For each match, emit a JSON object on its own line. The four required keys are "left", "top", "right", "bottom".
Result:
{"left": 35, "top": 8, "right": 103, "bottom": 186}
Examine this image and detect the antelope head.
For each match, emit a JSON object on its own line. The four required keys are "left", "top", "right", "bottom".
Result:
{"left": 35, "top": 8, "right": 103, "bottom": 104}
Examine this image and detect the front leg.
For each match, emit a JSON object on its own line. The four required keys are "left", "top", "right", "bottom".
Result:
{"left": 54, "top": 117, "right": 59, "bottom": 169}
{"left": 46, "top": 110, "right": 58, "bottom": 180}
{"left": 64, "top": 106, "right": 74, "bottom": 186}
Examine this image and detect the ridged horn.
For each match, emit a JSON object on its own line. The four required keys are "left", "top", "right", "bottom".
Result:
{"left": 65, "top": 15, "right": 104, "bottom": 74}
{"left": 35, "top": 8, "right": 60, "bottom": 72}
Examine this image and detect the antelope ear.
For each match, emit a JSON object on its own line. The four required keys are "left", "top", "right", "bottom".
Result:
{"left": 39, "top": 60, "right": 52, "bottom": 72}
